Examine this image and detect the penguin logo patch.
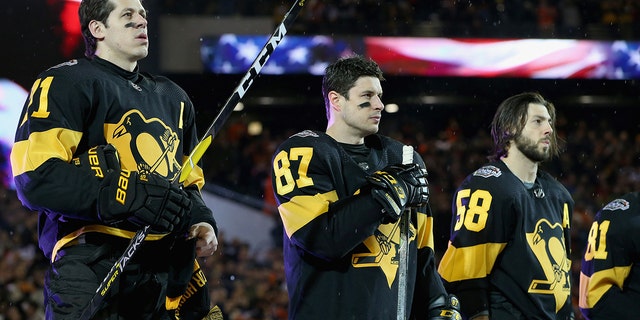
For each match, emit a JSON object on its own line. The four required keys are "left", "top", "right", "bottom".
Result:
{"left": 106, "top": 110, "right": 182, "bottom": 180}
{"left": 526, "top": 219, "right": 571, "bottom": 312}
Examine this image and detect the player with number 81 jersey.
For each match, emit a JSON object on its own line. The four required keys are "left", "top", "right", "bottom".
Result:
{"left": 579, "top": 192, "right": 640, "bottom": 319}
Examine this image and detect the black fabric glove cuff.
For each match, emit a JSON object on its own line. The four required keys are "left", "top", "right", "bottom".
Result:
{"left": 428, "top": 294, "right": 462, "bottom": 320}
{"left": 184, "top": 185, "right": 218, "bottom": 235}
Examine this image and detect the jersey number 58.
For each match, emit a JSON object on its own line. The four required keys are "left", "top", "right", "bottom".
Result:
{"left": 454, "top": 189, "right": 492, "bottom": 232}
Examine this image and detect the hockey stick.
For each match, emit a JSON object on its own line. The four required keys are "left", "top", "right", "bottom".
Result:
{"left": 397, "top": 146, "right": 413, "bottom": 320}
{"left": 78, "top": 1, "right": 307, "bottom": 319}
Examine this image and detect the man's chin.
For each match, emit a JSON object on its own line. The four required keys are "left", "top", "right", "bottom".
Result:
{"left": 134, "top": 49, "right": 149, "bottom": 61}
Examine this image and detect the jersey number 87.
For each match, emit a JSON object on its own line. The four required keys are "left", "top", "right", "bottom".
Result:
{"left": 273, "top": 147, "right": 314, "bottom": 196}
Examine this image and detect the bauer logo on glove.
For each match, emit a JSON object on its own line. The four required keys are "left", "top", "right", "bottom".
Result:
{"left": 97, "top": 167, "right": 192, "bottom": 233}
{"left": 73, "top": 144, "right": 120, "bottom": 179}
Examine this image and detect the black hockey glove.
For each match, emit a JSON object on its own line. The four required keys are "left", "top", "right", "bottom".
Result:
{"left": 428, "top": 294, "right": 462, "bottom": 320}
{"left": 73, "top": 144, "right": 120, "bottom": 179}
{"left": 97, "top": 170, "right": 192, "bottom": 233}
{"left": 366, "top": 163, "right": 429, "bottom": 222}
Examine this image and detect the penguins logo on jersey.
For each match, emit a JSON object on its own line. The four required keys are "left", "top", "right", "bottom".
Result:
{"left": 106, "top": 109, "right": 181, "bottom": 179}
{"left": 351, "top": 221, "right": 416, "bottom": 287}
{"left": 526, "top": 219, "right": 571, "bottom": 312}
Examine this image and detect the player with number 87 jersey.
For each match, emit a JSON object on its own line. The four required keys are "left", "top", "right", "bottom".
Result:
{"left": 271, "top": 56, "right": 459, "bottom": 320}
{"left": 579, "top": 192, "right": 640, "bottom": 319}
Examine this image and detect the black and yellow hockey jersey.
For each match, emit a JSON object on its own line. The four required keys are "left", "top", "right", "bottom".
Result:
{"left": 271, "top": 130, "right": 447, "bottom": 319}
{"left": 438, "top": 161, "right": 573, "bottom": 319}
{"left": 579, "top": 192, "right": 640, "bottom": 320}
{"left": 10, "top": 57, "right": 215, "bottom": 260}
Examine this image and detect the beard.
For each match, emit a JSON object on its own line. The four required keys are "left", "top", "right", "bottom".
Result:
{"left": 514, "top": 134, "right": 550, "bottom": 162}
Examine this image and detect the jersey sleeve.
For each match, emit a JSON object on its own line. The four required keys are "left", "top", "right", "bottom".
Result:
{"left": 437, "top": 166, "right": 515, "bottom": 317}
{"left": 271, "top": 134, "right": 385, "bottom": 261}
{"left": 11, "top": 66, "right": 103, "bottom": 220}
{"left": 579, "top": 193, "right": 640, "bottom": 319}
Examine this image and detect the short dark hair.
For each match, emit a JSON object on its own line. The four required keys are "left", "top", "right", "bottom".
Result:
{"left": 489, "top": 92, "right": 560, "bottom": 161}
{"left": 79, "top": 0, "right": 116, "bottom": 58}
{"left": 321, "top": 55, "right": 385, "bottom": 120}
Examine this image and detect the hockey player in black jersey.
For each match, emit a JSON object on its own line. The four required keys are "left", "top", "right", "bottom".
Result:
{"left": 579, "top": 192, "right": 640, "bottom": 319}
{"left": 438, "top": 92, "right": 574, "bottom": 320}
{"left": 271, "top": 55, "right": 461, "bottom": 319}
{"left": 10, "top": 0, "right": 218, "bottom": 318}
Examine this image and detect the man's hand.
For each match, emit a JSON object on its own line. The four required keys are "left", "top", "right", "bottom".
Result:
{"left": 97, "top": 170, "right": 192, "bottom": 233}
{"left": 188, "top": 222, "right": 218, "bottom": 257}
{"left": 366, "top": 163, "right": 429, "bottom": 222}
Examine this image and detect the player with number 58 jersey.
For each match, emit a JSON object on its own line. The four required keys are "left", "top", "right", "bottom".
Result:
{"left": 579, "top": 192, "right": 640, "bottom": 319}
{"left": 438, "top": 92, "right": 574, "bottom": 320}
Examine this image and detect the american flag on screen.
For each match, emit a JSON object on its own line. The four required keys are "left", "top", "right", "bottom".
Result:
{"left": 201, "top": 34, "right": 362, "bottom": 75}
{"left": 201, "top": 36, "right": 640, "bottom": 80}
{"left": 366, "top": 38, "right": 640, "bottom": 79}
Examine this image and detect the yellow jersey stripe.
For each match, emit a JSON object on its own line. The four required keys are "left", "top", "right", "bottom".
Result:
{"left": 279, "top": 190, "right": 338, "bottom": 238}
{"left": 11, "top": 128, "right": 83, "bottom": 176}
{"left": 438, "top": 241, "right": 507, "bottom": 281}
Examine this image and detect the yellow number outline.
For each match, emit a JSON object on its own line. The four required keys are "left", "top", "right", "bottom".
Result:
{"left": 21, "top": 76, "right": 53, "bottom": 126}
{"left": 584, "top": 220, "right": 610, "bottom": 261}
{"left": 273, "top": 147, "right": 314, "bottom": 195}
{"left": 454, "top": 189, "right": 492, "bottom": 232}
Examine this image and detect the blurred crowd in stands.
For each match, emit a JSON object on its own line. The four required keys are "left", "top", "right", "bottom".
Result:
{"left": 159, "top": 0, "right": 640, "bottom": 39}
{"left": 2, "top": 1, "right": 640, "bottom": 319}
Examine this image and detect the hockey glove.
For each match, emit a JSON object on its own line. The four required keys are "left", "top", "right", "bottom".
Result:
{"left": 97, "top": 170, "right": 192, "bottom": 233}
{"left": 366, "top": 163, "right": 429, "bottom": 222}
{"left": 428, "top": 294, "right": 462, "bottom": 320}
{"left": 73, "top": 144, "right": 120, "bottom": 178}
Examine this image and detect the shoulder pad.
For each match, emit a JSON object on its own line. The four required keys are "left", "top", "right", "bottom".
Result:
{"left": 472, "top": 165, "right": 502, "bottom": 178}
{"left": 47, "top": 59, "right": 79, "bottom": 71}
{"left": 290, "top": 130, "right": 319, "bottom": 138}
{"left": 602, "top": 198, "right": 630, "bottom": 211}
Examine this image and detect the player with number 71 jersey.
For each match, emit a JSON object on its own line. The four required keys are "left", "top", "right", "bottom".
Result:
{"left": 579, "top": 192, "right": 640, "bottom": 319}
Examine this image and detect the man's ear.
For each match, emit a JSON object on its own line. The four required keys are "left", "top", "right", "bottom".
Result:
{"left": 88, "top": 20, "right": 105, "bottom": 40}
{"left": 328, "top": 91, "right": 342, "bottom": 112}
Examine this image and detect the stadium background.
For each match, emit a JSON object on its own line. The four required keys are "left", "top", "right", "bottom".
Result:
{"left": 1, "top": 0, "right": 640, "bottom": 319}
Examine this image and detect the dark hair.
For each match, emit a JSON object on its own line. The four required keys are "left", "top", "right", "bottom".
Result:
{"left": 79, "top": 0, "right": 116, "bottom": 58}
{"left": 321, "top": 55, "right": 384, "bottom": 120}
{"left": 488, "top": 92, "right": 560, "bottom": 161}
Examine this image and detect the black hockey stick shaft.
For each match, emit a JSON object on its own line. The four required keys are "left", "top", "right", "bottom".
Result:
{"left": 178, "top": 0, "right": 307, "bottom": 184}
{"left": 79, "top": 1, "right": 306, "bottom": 319}
{"left": 78, "top": 225, "right": 149, "bottom": 319}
